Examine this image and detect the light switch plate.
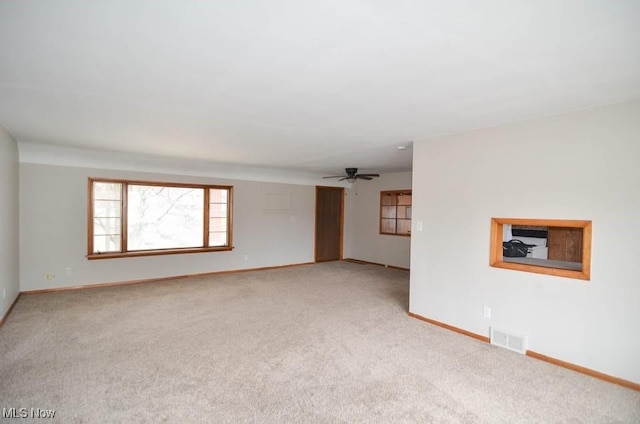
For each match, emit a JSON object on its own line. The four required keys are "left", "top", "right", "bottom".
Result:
{"left": 483, "top": 306, "right": 491, "bottom": 319}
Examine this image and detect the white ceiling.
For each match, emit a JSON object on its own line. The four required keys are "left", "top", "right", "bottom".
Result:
{"left": 1, "top": 1, "right": 639, "bottom": 177}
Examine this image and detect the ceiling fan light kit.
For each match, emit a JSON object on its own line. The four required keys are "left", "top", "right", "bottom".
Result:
{"left": 323, "top": 168, "right": 380, "bottom": 181}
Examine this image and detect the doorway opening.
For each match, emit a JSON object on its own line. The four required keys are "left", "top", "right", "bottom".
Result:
{"left": 315, "top": 186, "right": 344, "bottom": 262}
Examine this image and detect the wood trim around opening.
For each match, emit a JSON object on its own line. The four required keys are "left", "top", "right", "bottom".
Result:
{"left": 379, "top": 189, "right": 412, "bottom": 237}
{"left": 490, "top": 217, "right": 592, "bottom": 280}
{"left": 314, "top": 186, "right": 345, "bottom": 262}
{"left": 88, "top": 178, "right": 233, "bottom": 260}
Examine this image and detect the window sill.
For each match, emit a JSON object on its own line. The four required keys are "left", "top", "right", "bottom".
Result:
{"left": 492, "top": 258, "right": 589, "bottom": 280}
{"left": 87, "top": 246, "right": 233, "bottom": 260}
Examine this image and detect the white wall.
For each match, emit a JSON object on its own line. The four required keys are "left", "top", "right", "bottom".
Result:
{"left": 0, "top": 126, "right": 20, "bottom": 317}
{"left": 344, "top": 172, "right": 412, "bottom": 269}
{"left": 20, "top": 164, "right": 315, "bottom": 291}
{"left": 18, "top": 141, "right": 331, "bottom": 186}
{"left": 410, "top": 100, "right": 640, "bottom": 384}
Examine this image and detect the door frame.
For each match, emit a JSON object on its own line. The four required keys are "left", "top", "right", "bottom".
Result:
{"left": 314, "top": 186, "right": 345, "bottom": 262}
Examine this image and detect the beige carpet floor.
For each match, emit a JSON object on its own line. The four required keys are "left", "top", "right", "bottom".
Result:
{"left": 1, "top": 261, "right": 638, "bottom": 423}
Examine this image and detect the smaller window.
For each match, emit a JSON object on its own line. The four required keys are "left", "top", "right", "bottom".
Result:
{"left": 490, "top": 218, "right": 592, "bottom": 280}
{"left": 380, "top": 190, "right": 412, "bottom": 236}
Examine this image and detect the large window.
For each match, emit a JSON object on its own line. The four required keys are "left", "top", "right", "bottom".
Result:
{"left": 88, "top": 178, "right": 232, "bottom": 259}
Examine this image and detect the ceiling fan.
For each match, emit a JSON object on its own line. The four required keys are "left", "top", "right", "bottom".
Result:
{"left": 323, "top": 168, "right": 380, "bottom": 181}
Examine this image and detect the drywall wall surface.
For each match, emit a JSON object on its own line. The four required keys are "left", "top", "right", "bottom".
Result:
{"left": 344, "top": 172, "right": 412, "bottom": 268}
{"left": 410, "top": 100, "right": 640, "bottom": 383}
{"left": 19, "top": 164, "right": 315, "bottom": 290}
{"left": 0, "top": 126, "right": 20, "bottom": 318}
{"left": 18, "top": 141, "right": 336, "bottom": 187}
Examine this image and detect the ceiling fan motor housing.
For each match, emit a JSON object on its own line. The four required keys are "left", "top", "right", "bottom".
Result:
{"left": 322, "top": 168, "right": 378, "bottom": 180}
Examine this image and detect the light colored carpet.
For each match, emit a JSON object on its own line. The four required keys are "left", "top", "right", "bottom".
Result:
{"left": 1, "top": 261, "right": 638, "bottom": 423}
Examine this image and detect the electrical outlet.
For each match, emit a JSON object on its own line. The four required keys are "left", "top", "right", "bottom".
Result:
{"left": 483, "top": 306, "right": 491, "bottom": 319}
{"left": 45, "top": 273, "right": 55, "bottom": 281}
{"left": 243, "top": 254, "right": 249, "bottom": 262}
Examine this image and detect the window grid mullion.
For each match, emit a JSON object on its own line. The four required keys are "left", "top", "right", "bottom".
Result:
{"left": 88, "top": 179, "right": 94, "bottom": 255}
{"left": 121, "top": 182, "right": 128, "bottom": 253}
{"left": 204, "top": 188, "right": 210, "bottom": 247}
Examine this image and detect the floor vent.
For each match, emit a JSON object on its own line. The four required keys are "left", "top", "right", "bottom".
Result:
{"left": 490, "top": 327, "right": 527, "bottom": 354}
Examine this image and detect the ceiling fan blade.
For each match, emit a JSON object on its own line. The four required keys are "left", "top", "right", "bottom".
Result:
{"left": 338, "top": 177, "right": 347, "bottom": 181}
{"left": 356, "top": 176, "right": 373, "bottom": 180}
{"left": 356, "top": 174, "right": 380, "bottom": 177}
{"left": 322, "top": 176, "right": 344, "bottom": 179}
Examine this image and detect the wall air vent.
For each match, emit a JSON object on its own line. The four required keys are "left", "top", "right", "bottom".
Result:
{"left": 490, "top": 327, "right": 527, "bottom": 354}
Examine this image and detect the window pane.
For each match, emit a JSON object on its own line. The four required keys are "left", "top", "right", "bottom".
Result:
{"left": 209, "top": 217, "right": 227, "bottom": 232}
{"left": 91, "top": 181, "right": 122, "bottom": 254}
{"left": 93, "top": 235, "right": 121, "bottom": 253}
{"left": 94, "top": 182, "right": 121, "bottom": 200}
{"left": 397, "top": 206, "right": 409, "bottom": 219}
{"left": 208, "top": 188, "right": 229, "bottom": 247}
{"left": 397, "top": 219, "right": 411, "bottom": 235}
{"left": 397, "top": 194, "right": 412, "bottom": 206}
{"left": 94, "top": 217, "right": 121, "bottom": 236}
{"left": 209, "top": 203, "right": 228, "bottom": 218}
{"left": 381, "top": 218, "right": 396, "bottom": 234}
{"left": 210, "top": 188, "right": 228, "bottom": 203}
{"left": 94, "top": 200, "right": 121, "bottom": 218}
{"left": 209, "top": 231, "right": 227, "bottom": 247}
{"left": 381, "top": 193, "right": 396, "bottom": 206}
{"left": 127, "top": 185, "right": 204, "bottom": 251}
{"left": 381, "top": 206, "right": 396, "bottom": 219}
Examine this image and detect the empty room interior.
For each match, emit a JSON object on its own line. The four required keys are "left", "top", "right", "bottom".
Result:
{"left": 1, "top": 1, "right": 639, "bottom": 421}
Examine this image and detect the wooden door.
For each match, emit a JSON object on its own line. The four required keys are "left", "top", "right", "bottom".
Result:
{"left": 315, "top": 186, "right": 344, "bottom": 262}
